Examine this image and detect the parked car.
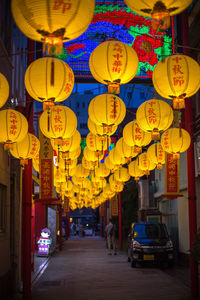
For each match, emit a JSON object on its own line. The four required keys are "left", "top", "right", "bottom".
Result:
{"left": 127, "top": 222, "right": 174, "bottom": 268}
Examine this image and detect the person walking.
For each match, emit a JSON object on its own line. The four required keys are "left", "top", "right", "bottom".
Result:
{"left": 105, "top": 218, "right": 117, "bottom": 255}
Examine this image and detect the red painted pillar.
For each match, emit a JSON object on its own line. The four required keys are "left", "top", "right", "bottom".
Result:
{"left": 22, "top": 39, "right": 35, "bottom": 300}
{"left": 118, "top": 193, "right": 122, "bottom": 249}
{"left": 181, "top": 11, "right": 199, "bottom": 300}
{"left": 65, "top": 212, "right": 70, "bottom": 240}
{"left": 59, "top": 205, "right": 63, "bottom": 251}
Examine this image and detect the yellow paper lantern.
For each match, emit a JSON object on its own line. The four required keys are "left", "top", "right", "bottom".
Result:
{"left": 75, "top": 164, "right": 90, "bottom": 178}
{"left": 88, "top": 118, "right": 117, "bottom": 137}
{"left": 39, "top": 105, "right": 77, "bottom": 140}
{"left": 10, "top": 133, "right": 40, "bottom": 164}
{"left": 124, "top": 0, "right": 192, "bottom": 31}
{"left": 161, "top": 128, "right": 191, "bottom": 159}
{"left": 95, "top": 163, "right": 110, "bottom": 178}
{"left": 137, "top": 153, "right": 156, "bottom": 175}
{"left": 136, "top": 99, "right": 173, "bottom": 140}
{"left": 102, "top": 184, "right": 116, "bottom": 199}
{"left": 90, "top": 173, "right": 101, "bottom": 184}
{"left": 88, "top": 94, "right": 126, "bottom": 130}
{"left": 86, "top": 132, "right": 110, "bottom": 153}
{"left": 116, "top": 137, "right": 138, "bottom": 161}
{"left": 147, "top": 143, "right": 165, "bottom": 169}
{"left": 58, "top": 158, "right": 77, "bottom": 170}
{"left": 82, "top": 157, "right": 94, "bottom": 170}
{"left": 62, "top": 147, "right": 81, "bottom": 161}
{"left": 109, "top": 175, "right": 124, "bottom": 192}
{"left": 114, "top": 167, "right": 130, "bottom": 182}
{"left": 65, "top": 189, "right": 74, "bottom": 198}
{"left": 25, "top": 57, "right": 74, "bottom": 108}
{"left": 89, "top": 40, "right": 138, "bottom": 94}
{"left": 153, "top": 54, "right": 200, "bottom": 109}
{"left": 104, "top": 156, "right": 118, "bottom": 173}
{"left": 0, "top": 73, "right": 9, "bottom": 108}
{"left": 128, "top": 160, "right": 145, "bottom": 181}
{"left": 123, "top": 120, "right": 152, "bottom": 152}
{"left": 64, "top": 180, "right": 73, "bottom": 192}
{"left": 51, "top": 130, "right": 81, "bottom": 152}
{"left": 83, "top": 147, "right": 103, "bottom": 164}
{"left": 109, "top": 148, "right": 126, "bottom": 167}
{"left": 12, "top": 0, "right": 95, "bottom": 55}
{"left": 0, "top": 109, "right": 28, "bottom": 150}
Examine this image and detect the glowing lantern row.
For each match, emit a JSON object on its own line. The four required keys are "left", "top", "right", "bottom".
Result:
{"left": 89, "top": 40, "right": 139, "bottom": 94}
{"left": 116, "top": 137, "right": 138, "bottom": 161}
{"left": 147, "top": 143, "right": 165, "bottom": 169}
{"left": 0, "top": 73, "right": 9, "bottom": 109}
{"left": 123, "top": 120, "right": 152, "bottom": 152}
{"left": 137, "top": 153, "right": 156, "bottom": 175}
{"left": 136, "top": 99, "right": 173, "bottom": 140}
{"left": 25, "top": 57, "right": 74, "bottom": 109}
{"left": 114, "top": 167, "right": 130, "bottom": 182}
{"left": 88, "top": 93, "right": 126, "bottom": 132}
{"left": 128, "top": 160, "right": 145, "bottom": 181}
{"left": 51, "top": 130, "right": 81, "bottom": 153}
{"left": 12, "top": 0, "right": 95, "bottom": 55}
{"left": 10, "top": 133, "right": 40, "bottom": 165}
{"left": 161, "top": 128, "right": 191, "bottom": 159}
{"left": 124, "top": 0, "right": 192, "bottom": 31}
{"left": 0, "top": 109, "right": 28, "bottom": 150}
{"left": 39, "top": 105, "right": 77, "bottom": 140}
{"left": 153, "top": 54, "right": 200, "bottom": 110}
{"left": 88, "top": 118, "right": 117, "bottom": 137}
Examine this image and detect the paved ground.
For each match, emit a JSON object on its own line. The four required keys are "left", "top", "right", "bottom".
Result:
{"left": 31, "top": 236, "right": 190, "bottom": 300}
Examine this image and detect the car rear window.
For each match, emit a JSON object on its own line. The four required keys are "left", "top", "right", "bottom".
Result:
{"left": 134, "top": 223, "right": 168, "bottom": 239}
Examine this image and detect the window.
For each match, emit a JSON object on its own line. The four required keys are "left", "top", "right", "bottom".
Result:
{"left": 82, "top": 102, "right": 85, "bottom": 108}
{"left": 0, "top": 184, "right": 7, "bottom": 233}
{"left": 76, "top": 102, "right": 80, "bottom": 109}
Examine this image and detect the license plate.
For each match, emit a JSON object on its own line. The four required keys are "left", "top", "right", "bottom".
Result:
{"left": 143, "top": 254, "right": 154, "bottom": 260}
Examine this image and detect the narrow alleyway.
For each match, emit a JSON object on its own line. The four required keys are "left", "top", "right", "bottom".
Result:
{"left": 32, "top": 237, "right": 190, "bottom": 300}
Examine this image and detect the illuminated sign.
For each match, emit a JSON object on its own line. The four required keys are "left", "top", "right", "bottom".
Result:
{"left": 37, "top": 228, "right": 52, "bottom": 256}
{"left": 58, "top": 1, "right": 174, "bottom": 78}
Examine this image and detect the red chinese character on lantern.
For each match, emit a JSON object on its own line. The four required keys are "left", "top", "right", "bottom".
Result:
{"left": 68, "top": 72, "right": 73, "bottom": 83}
{"left": 53, "top": 0, "right": 72, "bottom": 14}
{"left": 173, "top": 76, "right": 185, "bottom": 87}
{"left": 54, "top": 114, "right": 62, "bottom": 123}
{"left": 9, "top": 124, "right": 17, "bottom": 135}
{"left": 64, "top": 83, "right": 72, "bottom": 93}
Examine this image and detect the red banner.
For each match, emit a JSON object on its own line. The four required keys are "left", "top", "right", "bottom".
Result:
{"left": 112, "top": 196, "right": 118, "bottom": 216}
{"left": 165, "top": 153, "right": 179, "bottom": 194}
{"left": 39, "top": 130, "right": 54, "bottom": 201}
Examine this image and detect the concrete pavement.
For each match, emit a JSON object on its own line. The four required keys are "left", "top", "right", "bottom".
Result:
{"left": 32, "top": 236, "right": 190, "bottom": 300}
